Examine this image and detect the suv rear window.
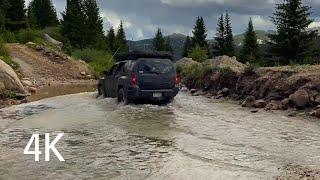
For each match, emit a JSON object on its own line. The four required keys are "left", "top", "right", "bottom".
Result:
{"left": 138, "top": 59, "right": 174, "bottom": 75}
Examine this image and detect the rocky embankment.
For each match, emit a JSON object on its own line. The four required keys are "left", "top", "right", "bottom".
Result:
{"left": 0, "top": 43, "right": 96, "bottom": 107}
{"left": 176, "top": 56, "right": 320, "bottom": 119}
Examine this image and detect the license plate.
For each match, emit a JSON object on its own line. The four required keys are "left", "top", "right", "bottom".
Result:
{"left": 153, "top": 93, "right": 162, "bottom": 98}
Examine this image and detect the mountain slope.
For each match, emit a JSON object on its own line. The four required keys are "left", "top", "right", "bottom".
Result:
{"left": 128, "top": 33, "right": 187, "bottom": 60}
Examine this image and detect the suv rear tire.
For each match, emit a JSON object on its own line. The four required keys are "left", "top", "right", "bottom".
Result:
{"left": 117, "top": 88, "right": 129, "bottom": 105}
{"left": 98, "top": 85, "right": 104, "bottom": 97}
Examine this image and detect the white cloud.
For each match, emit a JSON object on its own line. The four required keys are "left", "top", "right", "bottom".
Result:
{"left": 309, "top": 21, "right": 320, "bottom": 29}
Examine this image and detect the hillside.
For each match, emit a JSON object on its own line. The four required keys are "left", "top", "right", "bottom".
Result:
{"left": 234, "top": 30, "right": 271, "bottom": 46}
{"left": 128, "top": 33, "right": 187, "bottom": 60}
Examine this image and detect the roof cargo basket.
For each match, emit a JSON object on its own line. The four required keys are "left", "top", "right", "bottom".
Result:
{"left": 115, "top": 51, "right": 173, "bottom": 62}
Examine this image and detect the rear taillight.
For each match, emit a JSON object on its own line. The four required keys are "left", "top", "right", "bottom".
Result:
{"left": 174, "top": 75, "right": 180, "bottom": 85}
{"left": 131, "top": 74, "right": 138, "bottom": 86}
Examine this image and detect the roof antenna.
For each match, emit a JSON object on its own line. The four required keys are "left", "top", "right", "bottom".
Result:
{"left": 110, "top": 47, "right": 121, "bottom": 61}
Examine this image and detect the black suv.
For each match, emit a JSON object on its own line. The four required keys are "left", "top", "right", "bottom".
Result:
{"left": 98, "top": 52, "right": 180, "bottom": 104}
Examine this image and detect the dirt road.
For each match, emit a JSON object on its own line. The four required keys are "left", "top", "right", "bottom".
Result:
{"left": 0, "top": 92, "right": 320, "bottom": 179}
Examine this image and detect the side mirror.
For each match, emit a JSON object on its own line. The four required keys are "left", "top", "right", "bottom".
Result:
{"left": 103, "top": 70, "right": 109, "bottom": 76}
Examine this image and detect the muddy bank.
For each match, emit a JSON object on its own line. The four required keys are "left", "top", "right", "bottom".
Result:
{"left": 177, "top": 56, "right": 320, "bottom": 119}
{"left": 27, "top": 81, "right": 97, "bottom": 102}
{"left": 1, "top": 43, "right": 98, "bottom": 108}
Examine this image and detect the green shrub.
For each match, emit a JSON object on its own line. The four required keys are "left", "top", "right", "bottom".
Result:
{"left": 219, "top": 67, "right": 233, "bottom": 77}
{"left": 179, "top": 64, "right": 206, "bottom": 88}
{"left": 188, "top": 45, "right": 208, "bottom": 63}
{"left": 244, "top": 63, "right": 258, "bottom": 76}
{"left": 72, "top": 49, "right": 115, "bottom": 76}
{"left": 0, "top": 31, "right": 16, "bottom": 43}
{"left": 16, "top": 29, "right": 42, "bottom": 44}
{"left": 0, "top": 39, "right": 19, "bottom": 69}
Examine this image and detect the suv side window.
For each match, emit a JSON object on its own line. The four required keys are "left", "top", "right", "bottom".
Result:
{"left": 115, "top": 62, "right": 126, "bottom": 75}
{"left": 109, "top": 64, "right": 118, "bottom": 76}
{"left": 124, "top": 60, "right": 135, "bottom": 73}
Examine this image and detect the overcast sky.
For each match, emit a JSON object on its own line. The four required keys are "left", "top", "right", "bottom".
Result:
{"left": 26, "top": 0, "right": 320, "bottom": 40}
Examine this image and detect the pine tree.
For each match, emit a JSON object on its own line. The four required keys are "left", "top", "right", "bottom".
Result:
{"left": 214, "top": 14, "right": 225, "bottom": 56}
{"left": 5, "top": 0, "right": 27, "bottom": 31}
{"left": 27, "top": 0, "right": 58, "bottom": 29}
{"left": 268, "top": 0, "right": 317, "bottom": 64}
{"left": 183, "top": 36, "right": 192, "bottom": 57}
{"left": 192, "top": 16, "right": 207, "bottom": 48}
{"left": 106, "top": 27, "right": 116, "bottom": 53}
{"left": 239, "top": 18, "right": 260, "bottom": 63}
{"left": 0, "top": 0, "right": 9, "bottom": 30}
{"left": 61, "top": 0, "right": 87, "bottom": 49}
{"left": 153, "top": 28, "right": 166, "bottom": 51}
{"left": 164, "top": 37, "right": 173, "bottom": 53}
{"left": 115, "top": 21, "right": 129, "bottom": 53}
{"left": 84, "top": 0, "right": 105, "bottom": 49}
{"left": 0, "top": 0, "right": 10, "bottom": 13}
{"left": 224, "top": 11, "right": 234, "bottom": 56}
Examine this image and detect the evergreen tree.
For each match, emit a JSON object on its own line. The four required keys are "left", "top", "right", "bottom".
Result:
{"left": 115, "top": 21, "right": 129, "bottom": 53}
{"left": 183, "top": 36, "right": 192, "bottom": 57}
{"left": 164, "top": 37, "right": 173, "bottom": 53}
{"left": 27, "top": 4, "right": 37, "bottom": 29}
{"left": 0, "top": 0, "right": 9, "bottom": 31}
{"left": 268, "top": 0, "right": 317, "bottom": 64}
{"left": 214, "top": 14, "right": 225, "bottom": 56}
{"left": 106, "top": 27, "right": 116, "bottom": 53}
{"left": 239, "top": 18, "right": 260, "bottom": 63}
{"left": 61, "top": 0, "right": 87, "bottom": 49}
{"left": 27, "top": 0, "right": 58, "bottom": 29}
{"left": 84, "top": 0, "right": 105, "bottom": 49}
{"left": 5, "top": 0, "right": 27, "bottom": 31}
{"left": 224, "top": 11, "right": 234, "bottom": 56}
{"left": 153, "top": 28, "right": 166, "bottom": 51}
{"left": 192, "top": 16, "right": 207, "bottom": 48}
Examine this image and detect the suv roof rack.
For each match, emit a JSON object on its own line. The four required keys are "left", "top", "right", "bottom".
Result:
{"left": 115, "top": 51, "right": 173, "bottom": 62}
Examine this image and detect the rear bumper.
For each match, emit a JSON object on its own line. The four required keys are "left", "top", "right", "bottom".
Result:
{"left": 127, "top": 86, "right": 179, "bottom": 101}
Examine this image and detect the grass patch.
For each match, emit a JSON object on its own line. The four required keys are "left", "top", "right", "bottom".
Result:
{"left": 0, "top": 38, "right": 19, "bottom": 69}
{"left": 72, "top": 48, "right": 115, "bottom": 76}
{"left": 16, "top": 29, "right": 43, "bottom": 44}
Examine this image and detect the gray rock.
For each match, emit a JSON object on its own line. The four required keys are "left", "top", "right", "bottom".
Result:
{"left": 311, "top": 109, "right": 320, "bottom": 118}
{"left": 289, "top": 89, "right": 310, "bottom": 108}
{"left": 222, "top": 88, "right": 230, "bottom": 96}
{"left": 190, "top": 89, "right": 197, "bottom": 94}
{"left": 265, "top": 100, "right": 283, "bottom": 111}
{"left": 180, "top": 87, "right": 188, "bottom": 92}
{"left": 242, "top": 96, "right": 256, "bottom": 107}
{"left": 21, "top": 80, "right": 33, "bottom": 86}
{"left": 254, "top": 99, "right": 267, "bottom": 108}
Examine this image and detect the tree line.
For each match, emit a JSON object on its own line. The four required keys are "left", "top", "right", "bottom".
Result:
{"left": 180, "top": 0, "right": 318, "bottom": 65}
{"left": 0, "top": 0, "right": 129, "bottom": 54}
{"left": 0, "top": 0, "right": 318, "bottom": 66}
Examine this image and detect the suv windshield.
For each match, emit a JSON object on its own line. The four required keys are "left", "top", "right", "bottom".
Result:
{"left": 138, "top": 59, "right": 174, "bottom": 75}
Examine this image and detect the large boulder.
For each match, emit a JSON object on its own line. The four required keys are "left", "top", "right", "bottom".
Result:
{"left": 0, "top": 60, "right": 26, "bottom": 94}
{"left": 43, "top": 34, "right": 63, "bottom": 47}
{"left": 289, "top": 89, "right": 310, "bottom": 108}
